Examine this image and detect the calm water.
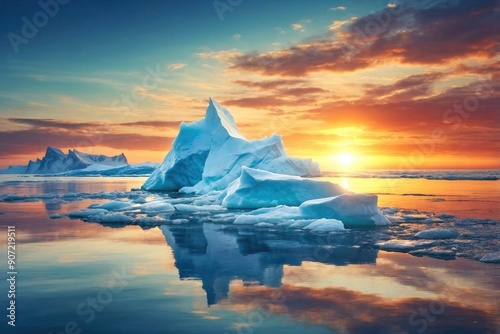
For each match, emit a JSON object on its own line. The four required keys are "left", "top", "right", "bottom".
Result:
{"left": 0, "top": 176, "right": 499, "bottom": 334}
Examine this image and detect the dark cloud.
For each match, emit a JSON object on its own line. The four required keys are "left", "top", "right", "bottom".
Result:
{"left": 119, "top": 121, "right": 181, "bottom": 129}
{"left": 8, "top": 118, "right": 181, "bottom": 130}
{"left": 8, "top": 118, "right": 96, "bottom": 130}
{"left": 0, "top": 117, "right": 179, "bottom": 157}
{"left": 279, "top": 87, "right": 327, "bottom": 96}
{"left": 363, "top": 72, "right": 446, "bottom": 100}
{"left": 304, "top": 79, "right": 500, "bottom": 130}
{"left": 231, "top": 0, "right": 499, "bottom": 76}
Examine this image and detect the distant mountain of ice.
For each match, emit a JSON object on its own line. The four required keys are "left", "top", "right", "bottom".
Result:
{"left": 142, "top": 98, "right": 320, "bottom": 192}
{"left": 0, "top": 147, "right": 158, "bottom": 176}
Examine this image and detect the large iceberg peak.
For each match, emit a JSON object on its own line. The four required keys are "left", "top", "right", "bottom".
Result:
{"left": 142, "top": 99, "right": 320, "bottom": 193}
{"left": 205, "top": 97, "right": 245, "bottom": 142}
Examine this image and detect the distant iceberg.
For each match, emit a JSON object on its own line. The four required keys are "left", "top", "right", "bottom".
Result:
{"left": 142, "top": 98, "right": 320, "bottom": 192}
{"left": 0, "top": 147, "right": 158, "bottom": 176}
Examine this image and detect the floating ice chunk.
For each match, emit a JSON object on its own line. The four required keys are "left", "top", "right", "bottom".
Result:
{"left": 415, "top": 229, "right": 458, "bottom": 239}
{"left": 422, "top": 217, "right": 444, "bottom": 224}
{"left": 93, "top": 200, "right": 134, "bottom": 211}
{"left": 142, "top": 98, "right": 319, "bottom": 193}
{"left": 299, "top": 194, "right": 390, "bottom": 227}
{"left": 135, "top": 216, "right": 167, "bottom": 225}
{"left": 68, "top": 209, "right": 109, "bottom": 218}
{"left": 92, "top": 213, "right": 132, "bottom": 224}
{"left": 303, "top": 219, "right": 345, "bottom": 232}
{"left": 376, "top": 240, "right": 435, "bottom": 252}
{"left": 233, "top": 206, "right": 301, "bottom": 225}
{"left": 479, "top": 251, "right": 500, "bottom": 263}
{"left": 254, "top": 222, "right": 275, "bottom": 228}
{"left": 222, "top": 167, "right": 345, "bottom": 209}
{"left": 287, "top": 220, "right": 318, "bottom": 229}
{"left": 140, "top": 201, "right": 175, "bottom": 213}
{"left": 174, "top": 204, "right": 224, "bottom": 212}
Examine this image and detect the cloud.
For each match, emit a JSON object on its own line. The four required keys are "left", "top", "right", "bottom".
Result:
{"left": 279, "top": 87, "right": 327, "bottom": 96}
{"left": 329, "top": 20, "right": 349, "bottom": 31}
{"left": 120, "top": 121, "right": 180, "bottom": 129}
{"left": 0, "top": 118, "right": 181, "bottom": 158}
{"left": 363, "top": 72, "right": 447, "bottom": 100}
{"left": 233, "top": 34, "right": 241, "bottom": 40}
{"left": 7, "top": 118, "right": 181, "bottom": 130}
{"left": 330, "top": 6, "right": 346, "bottom": 11}
{"left": 196, "top": 49, "right": 243, "bottom": 62}
{"left": 8, "top": 118, "right": 95, "bottom": 130}
{"left": 233, "top": 79, "right": 307, "bottom": 90}
{"left": 168, "top": 63, "right": 187, "bottom": 70}
{"left": 231, "top": 0, "right": 499, "bottom": 76}
{"left": 222, "top": 96, "right": 300, "bottom": 108}
{"left": 291, "top": 23, "right": 304, "bottom": 31}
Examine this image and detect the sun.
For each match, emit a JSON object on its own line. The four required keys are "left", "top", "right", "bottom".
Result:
{"left": 338, "top": 153, "right": 355, "bottom": 167}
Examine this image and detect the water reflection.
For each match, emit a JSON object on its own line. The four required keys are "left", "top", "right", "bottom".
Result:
{"left": 160, "top": 223, "right": 499, "bottom": 333}
{"left": 162, "top": 223, "right": 380, "bottom": 305}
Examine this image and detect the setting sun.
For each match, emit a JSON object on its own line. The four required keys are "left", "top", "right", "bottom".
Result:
{"left": 338, "top": 153, "right": 355, "bottom": 167}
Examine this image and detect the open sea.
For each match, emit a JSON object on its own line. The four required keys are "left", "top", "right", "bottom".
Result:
{"left": 0, "top": 171, "right": 499, "bottom": 334}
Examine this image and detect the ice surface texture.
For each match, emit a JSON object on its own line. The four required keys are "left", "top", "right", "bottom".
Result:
{"left": 142, "top": 98, "right": 320, "bottom": 192}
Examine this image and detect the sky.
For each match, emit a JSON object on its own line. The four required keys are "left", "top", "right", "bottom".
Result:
{"left": 0, "top": 0, "right": 498, "bottom": 170}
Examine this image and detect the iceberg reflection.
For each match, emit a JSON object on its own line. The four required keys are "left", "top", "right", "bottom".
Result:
{"left": 161, "top": 223, "right": 379, "bottom": 305}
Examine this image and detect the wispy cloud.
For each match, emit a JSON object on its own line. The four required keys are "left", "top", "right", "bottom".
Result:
{"left": 168, "top": 63, "right": 187, "bottom": 70}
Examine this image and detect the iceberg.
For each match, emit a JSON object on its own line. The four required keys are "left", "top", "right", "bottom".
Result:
{"left": 299, "top": 194, "right": 390, "bottom": 227}
{"left": 414, "top": 229, "right": 459, "bottom": 239}
{"left": 0, "top": 147, "right": 160, "bottom": 176}
{"left": 222, "top": 167, "right": 345, "bottom": 209}
{"left": 0, "top": 147, "right": 129, "bottom": 175}
{"left": 142, "top": 98, "right": 320, "bottom": 192}
{"left": 233, "top": 193, "right": 389, "bottom": 228}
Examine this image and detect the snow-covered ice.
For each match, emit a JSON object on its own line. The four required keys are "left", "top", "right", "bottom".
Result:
{"left": 415, "top": 229, "right": 459, "bottom": 239}
{"left": 299, "top": 194, "right": 390, "bottom": 227}
{"left": 479, "top": 251, "right": 500, "bottom": 263}
{"left": 142, "top": 98, "right": 320, "bottom": 193}
{"left": 222, "top": 167, "right": 345, "bottom": 209}
{"left": 0, "top": 147, "right": 158, "bottom": 176}
{"left": 92, "top": 200, "right": 135, "bottom": 211}
{"left": 68, "top": 209, "right": 109, "bottom": 219}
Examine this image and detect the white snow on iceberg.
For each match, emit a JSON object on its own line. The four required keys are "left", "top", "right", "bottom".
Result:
{"left": 142, "top": 98, "right": 320, "bottom": 192}
{"left": 222, "top": 167, "right": 345, "bottom": 209}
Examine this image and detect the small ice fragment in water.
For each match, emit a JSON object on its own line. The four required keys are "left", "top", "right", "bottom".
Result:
{"left": 415, "top": 229, "right": 458, "bottom": 239}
